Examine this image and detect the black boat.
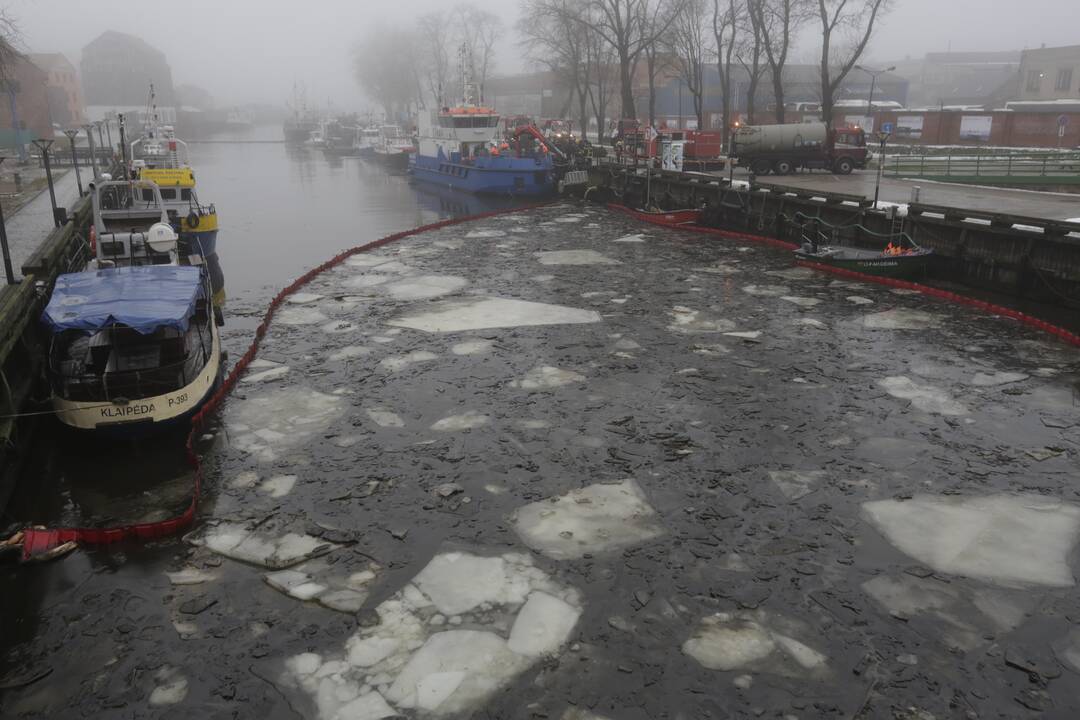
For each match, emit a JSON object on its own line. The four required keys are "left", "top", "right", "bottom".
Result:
{"left": 794, "top": 245, "right": 934, "bottom": 279}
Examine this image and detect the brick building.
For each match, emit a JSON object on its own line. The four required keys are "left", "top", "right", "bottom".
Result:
{"left": 0, "top": 54, "right": 54, "bottom": 151}
{"left": 28, "top": 52, "right": 85, "bottom": 127}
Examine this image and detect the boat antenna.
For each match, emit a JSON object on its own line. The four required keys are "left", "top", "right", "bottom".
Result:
{"left": 459, "top": 42, "right": 475, "bottom": 107}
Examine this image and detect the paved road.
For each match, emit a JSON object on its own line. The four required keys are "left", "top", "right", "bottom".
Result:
{"left": 5, "top": 169, "right": 78, "bottom": 278}
{"left": 732, "top": 168, "right": 1080, "bottom": 219}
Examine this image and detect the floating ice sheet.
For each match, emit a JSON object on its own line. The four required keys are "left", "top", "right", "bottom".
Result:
{"left": 612, "top": 233, "right": 646, "bottom": 243}
{"left": 512, "top": 366, "right": 586, "bottom": 390}
{"left": 228, "top": 387, "right": 345, "bottom": 461}
{"left": 667, "top": 306, "right": 737, "bottom": 334}
{"left": 276, "top": 306, "right": 328, "bottom": 325}
{"left": 863, "top": 309, "right": 942, "bottom": 330}
{"left": 264, "top": 560, "right": 379, "bottom": 612}
{"left": 165, "top": 567, "right": 216, "bottom": 586}
{"left": 511, "top": 479, "right": 665, "bottom": 560}
{"left": 382, "top": 275, "right": 468, "bottom": 301}
{"left": 149, "top": 666, "right": 188, "bottom": 706}
{"left": 241, "top": 366, "right": 290, "bottom": 384}
{"left": 765, "top": 268, "right": 817, "bottom": 281}
{"left": 191, "top": 522, "right": 338, "bottom": 569}
{"left": 379, "top": 351, "right": 438, "bottom": 372}
{"left": 780, "top": 296, "right": 822, "bottom": 308}
{"left": 366, "top": 408, "right": 405, "bottom": 428}
{"left": 431, "top": 411, "right": 489, "bottom": 432}
{"left": 465, "top": 229, "right": 506, "bottom": 238}
{"left": 282, "top": 550, "right": 581, "bottom": 719}
{"left": 387, "top": 297, "right": 602, "bottom": 333}
{"left": 742, "top": 284, "right": 789, "bottom": 297}
{"left": 451, "top": 339, "right": 495, "bottom": 356}
{"left": 683, "top": 611, "right": 827, "bottom": 678}
{"left": 970, "top": 371, "right": 1028, "bottom": 387}
{"left": 328, "top": 345, "right": 371, "bottom": 361}
{"left": 878, "top": 376, "right": 968, "bottom": 416}
{"left": 287, "top": 293, "right": 324, "bottom": 305}
{"left": 862, "top": 494, "right": 1080, "bottom": 587}
{"left": 534, "top": 250, "right": 619, "bottom": 266}
{"left": 259, "top": 474, "right": 297, "bottom": 498}
{"left": 768, "top": 470, "right": 828, "bottom": 500}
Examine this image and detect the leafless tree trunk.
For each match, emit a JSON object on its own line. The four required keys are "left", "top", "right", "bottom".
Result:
{"left": 749, "top": 0, "right": 805, "bottom": 123}
{"left": 737, "top": 1, "right": 766, "bottom": 124}
{"left": 816, "top": 0, "right": 891, "bottom": 127}
{"left": 520, "top": 0, "right": 592, "bottom": 133}
{"left": 669, "top": 0, "right": 708, "bottom": 129}
{"left": 457, "top": 4, "right": 501, "bottom": 102}
{"left": 711, "top": 0, "right": 740, "bottom": 142}
{"left": 418, "top": 11, "right": 453, "bottom": 108}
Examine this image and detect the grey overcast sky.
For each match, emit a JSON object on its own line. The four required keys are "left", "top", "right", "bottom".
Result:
{"left": 9, "top": 0, "right": 1080, "bottom": 109}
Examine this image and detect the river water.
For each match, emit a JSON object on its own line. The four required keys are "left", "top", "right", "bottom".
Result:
{"left": 2, "top": 128, "right": 1080, "bottom": 719}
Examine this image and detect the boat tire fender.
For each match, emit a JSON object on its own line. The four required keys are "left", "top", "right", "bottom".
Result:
{"left": 187, "top": 211, "right": 200, "bottom": 229}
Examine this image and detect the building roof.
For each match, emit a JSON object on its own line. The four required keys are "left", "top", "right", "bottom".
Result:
{"left": 923, "top": 51, "right": 1022, "bottom": 66}
{"left": 83, "top": 30, "right": 165, "bottom": 59}
{"left": 27, "top": 52, "right": 76, "bottom": 73}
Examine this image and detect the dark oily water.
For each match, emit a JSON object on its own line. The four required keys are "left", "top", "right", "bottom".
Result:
{"left": 3, "top": 139, "right": 1080, "bottom": 719}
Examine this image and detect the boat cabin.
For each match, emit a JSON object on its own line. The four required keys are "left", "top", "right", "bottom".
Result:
{"left": 91, "top": 179, "right": 180, "bottom": 267}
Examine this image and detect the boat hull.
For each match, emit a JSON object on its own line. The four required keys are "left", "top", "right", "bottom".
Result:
{"left": 375, "top": 151, "right": 411, "bottom": 171}
{"left": 409, "top": 155, "right": 554, "bottom": 196}
{"left": 608, "top": 204, "right": 703, "bottom": 225}
{"left": 51, "top": 324, "right": 222, "bottom": 435}
{"left": 794, "top": 249, "right": 934, "bottom": 279}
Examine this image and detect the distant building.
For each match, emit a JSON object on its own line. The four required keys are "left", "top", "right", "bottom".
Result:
{"left": 28, "top": 52, "right": 85, "bottom": 127}
{"left": 80, "top": 30, "right": 175, "bottom": 123}
{"left": 1017, "top": 44, "right": 1080, "bottom": 101}
{"left": 0, "top": 54, "right": 54, "bottom": 151}
{"left": 888, "top": 51, "right": 1021, "bottom": 109}
{"left": 484, "top": 72, "right": 572, "bottom": 120}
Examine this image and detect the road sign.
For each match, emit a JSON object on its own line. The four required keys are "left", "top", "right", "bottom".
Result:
{"left": 882, "top": 122, "right": 895, "bottom": 134}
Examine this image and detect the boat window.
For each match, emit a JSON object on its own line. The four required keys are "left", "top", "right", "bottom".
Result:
{"left": 141, "top": 189, "right": 155, "bottom": 202}
{"left": 181, "top": 189, "right": 192, "bottom": 201}
{"left": 160, "top": 188, "right": 176, "bottom": 200}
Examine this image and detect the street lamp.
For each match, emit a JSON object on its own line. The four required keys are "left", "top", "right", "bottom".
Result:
{"left": 874, "top": 130, "right": 890, "bottom": 210}
{"left": 84, "top": 123, "right": 99, "bottom": 179}
{"left": 104, "top": 117, "right": 113, "bottom": 152}
{"left": 0, "top": 156, "right": 14, "bottom": 283}
{"left": 30, "top": 139, "right": 59, "bottom": 227}
{"left": 855, "top": 65, "right": 896, "bottom": 129}
{"left": 62, "top": 129, "right": 83, "bottom": 196}
{"left": 94, "top": 120, "right": 105, "bottom": 160}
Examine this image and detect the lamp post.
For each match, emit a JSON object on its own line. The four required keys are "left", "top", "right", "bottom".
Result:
{"left": 0, "top": 156, "right": 14, "bottom": 283}
{"left": 874, "top": 131, "right": 890, "bottom": 210}
{"left": 62, "top": 129, "right": 83, "bottom": 196}
{"left": 94, "top": 120, "right": 105, "bottom": 160}
{"left": 104, "top": 117, "right": 113, "bottom": 152}
{"left": 84, "top": 124, "right": 99, "bottom": 179}
{"left": 855, "top": 65, "right": 896, "bottom": 131}
{"left": 31, "top": 139, "right": 59, "bottom": 227}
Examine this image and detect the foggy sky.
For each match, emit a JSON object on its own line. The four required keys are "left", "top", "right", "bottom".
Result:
{"left": 10, "top": 0, "right": 1080, "bottom": 111}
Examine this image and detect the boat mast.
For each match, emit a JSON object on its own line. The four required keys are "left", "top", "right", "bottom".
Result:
{"left": 459, "top": 43, "right": 475, "bottom": 107}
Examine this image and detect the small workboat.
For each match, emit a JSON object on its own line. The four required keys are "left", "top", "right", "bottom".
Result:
{"left": 357, "top": 127, "right": 381, "bottom": 158}
{"left": 794, "top": 244, "right": 934, "bottom": 279}
{"left": 608, "top": 204, "right": 703, "bottom": 226}
{"left": 373, "top": 125, "right": 413, "bottom": 171}
{"left": 43, "top": 263, "right": 221, "bottom": 434}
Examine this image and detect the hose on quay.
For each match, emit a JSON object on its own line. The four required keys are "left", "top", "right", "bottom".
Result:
{"left": 16, "top": 203, "right": 553, "bottom": 561}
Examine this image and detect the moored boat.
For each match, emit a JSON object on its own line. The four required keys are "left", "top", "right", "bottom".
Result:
{"left": 373, "top": 125, "right": 413, "bottom": 171}
{"left": 608, "top": 204, "right": 703, "bottom": 226}
{"left": 794, "top": 245, "right": 934, "bottom": 279}
{"left": 357, "top": 126, "right": 381, "bottom": 158}
{"left": 42, "top": 264, "right": 221, "bottom": 434}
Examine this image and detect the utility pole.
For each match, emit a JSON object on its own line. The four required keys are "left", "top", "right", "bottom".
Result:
{"left": 84, "top": 124, "right": 100, "bottom": 180}
{"left": 855, "top": 65, "right": 896, "bottom": 132}
{"left": 63, "top": 129, "right": 83, "bottom": 196}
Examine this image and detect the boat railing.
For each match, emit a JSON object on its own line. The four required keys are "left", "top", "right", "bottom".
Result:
{"left": 793, "top": 211, "right": 918, "bottom": 251}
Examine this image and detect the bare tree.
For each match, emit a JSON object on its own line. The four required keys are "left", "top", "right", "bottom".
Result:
{"left": 749, "top": 0, "right": 806, "bottom": 123}
{"left": 457, "top": 4, "right": 501, "bottom": 102}
{"left": 737, "top": 0, "right": 766, "bottom": 123}
{"left": 640, "top": 1, "right": 681, "bottom": 126}
{"left": 668, "top": 0, "right": 708, "bottom": 129}
{"left": 711, "top": 0, "right": 740, "bottom": 142}
{"left": 519, "top": 0, "right": 592, "bottom": 136}
{"left": 354, "top": 26, "right": 422, "bottom": 120}
{"left": 583, "top": 10, "right": 620, "bottom": 141}
{"left": 417, "top": 11, "right": 453, "bottom": 108}
{"left": 578, "top": 0, "right": 682, "bottom": 119}
{"left": 816, "top": 0, "right": 891, "bottom": 127}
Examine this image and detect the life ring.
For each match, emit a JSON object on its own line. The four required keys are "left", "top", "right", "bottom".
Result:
{"left": 186, "top": 211, "right": 200, "bottom": 229}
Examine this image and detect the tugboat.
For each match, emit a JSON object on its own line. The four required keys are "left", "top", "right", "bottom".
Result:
{"left": 408, "top": 45, "right": 554, "bottom": 196}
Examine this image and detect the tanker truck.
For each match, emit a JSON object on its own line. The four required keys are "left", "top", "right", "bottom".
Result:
{"left": 729, "top": 122, "right": 868, "bottom": 175}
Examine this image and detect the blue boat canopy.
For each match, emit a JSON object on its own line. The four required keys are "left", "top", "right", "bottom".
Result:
{"left": 43, "top": 265, "right": 204, "bottom": 335}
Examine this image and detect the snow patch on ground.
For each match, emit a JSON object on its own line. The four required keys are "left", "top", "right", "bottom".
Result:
{"left": 511, "top": 479, "right": 665, "bottom": 560}
{"left": 863, "top": 494, "right": 1080, "bottom": 587}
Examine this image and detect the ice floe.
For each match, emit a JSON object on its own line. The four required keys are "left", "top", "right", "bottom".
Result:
{"left": 287, "top": 292, "right": 324, "bottom": 305}
{"left": 534, "top": 250, "right": 619, "bottom": 265}
{"left": 878, "top": 376, "right": 968, "bottom": 415}
{"left": 345, "top": 255, "right": 405, "bottom": 269}
{"left": 683, "top": 611, "right": 828, "bottom": 678}
{"left": 724, "top": 331, "right": 763, "bottom": 340}
{"left": 779, "top": 296, "right": 822, "bottom": 308}
{"left": 379, "top": 351, "right": 439, "bottom": 372}
{"left": 612, "top": 233, "right": 647, "bottom": 243}
{"left": 451, "top": 339, "right": 495, "bottom": 356}
{"left": 431, "top": 411, "right": 489, "bottom": 432}
{"left": 265, "top": 561, "right": 380, "bottom": 613}
{"left": 667, "top": 306, "right": 737, "bottom": 334}
{"left": 846, "top": 296, "right": 875, "bottom": 305}
{"left": 191, "top": 522, "right": 338, "bottom": 569}
{"left": 282, "top": 550, "right": 582, "bottom": 719}
{"left": 165, "top": 567, "right": 216, "bottom": 586}
{"left": 862, "top": 494, "right": 1080, "bottom": 587}
{"left": 366, "top": 408, "right": 405, "bottom": 428}
{"left": 276, "top": 306, "right": 329, "bottom": 325}
{"left": 228, "top": 387, "right": 345, "bottom": 461}
{"left": 241, "top": 365, "right": 290, "bottom": 384}
{"left": 768, "top": 470, "right": 828, "bottom": 500}
{"left": 765, "top": 268, "right": 817, "bottom": 281}
{"left": 741, "top": 284, "right": 789, "bottom": 297}
{"left": 259, "top": 474, "right": 297, "bottom": 498}
{"left": 695, "top": 263, "right": 741, "bottom": 276}
{"left": 970, "top": 371, "right": 1028, "bottom": 387}
{"left": 387, "top": 297, "right": 602, "bottom": 333}
{"left": 465, "top": 229, "right": 506, "bottom": 238}
{"left": 149, "top": 666, "right": 188, "bottom": 706}
{"left": 511, "top": 479, "right": 664, "bottom": 560}
{"left": 863, "top": 309, "right": 941, "bottom": 330}
{"left": 328, "top": 345, "right": 371, "bottom": 361}
{"left": 511, "top": 366, "right": 586, "bottom": 390}
{"left": 382, "top": 275, "right": 469, "bottom": 301}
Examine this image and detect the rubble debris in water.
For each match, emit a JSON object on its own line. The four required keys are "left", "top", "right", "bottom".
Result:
{"left": 862, "top": 494, "right": 1080, "bottom": 587}
{"left": 878, "top": 376, "right": 968, "bottom": 416}
{"left": 431, "top": 411, "right": 489, "bottom": 432}
{"left": 283, "top": 550, "right": 581, "bottom": 718}
{"left": 511, "top": 479, "right": 665, "bottom": 560}
{"left": 190, "top": 522, "right": 338, "bottom": 570}
{"left": 387, "top": 297, "right": 602, "bottom": 333}
{"left": 683, "top": 611, "right": 828, "bottom": 678}
{"left": 534, "top": 250, "right": 619, "bottom": 266}
{"left": 863, "top": 309, "right": 942, "bottom": 330}
{"left": 512, "top": 366, "right": 586, "bottom": 390}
